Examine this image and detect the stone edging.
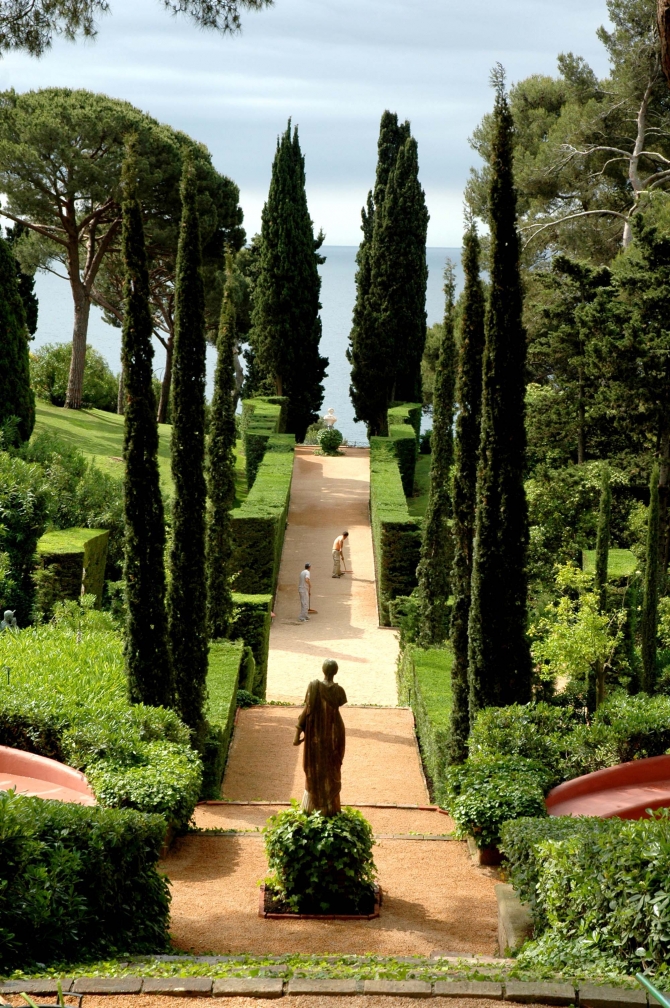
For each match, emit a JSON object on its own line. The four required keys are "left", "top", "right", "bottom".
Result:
{"left": 0, "top": 978, "right": 653, "bottom": 1005}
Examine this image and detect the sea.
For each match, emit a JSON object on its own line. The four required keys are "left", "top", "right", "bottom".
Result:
{"left": 30, "top": 246, "right": 463, "bottom": 446}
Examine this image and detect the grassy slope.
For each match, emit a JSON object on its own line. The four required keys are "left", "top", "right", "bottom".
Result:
{"left": 34, "top": 400, "right": 247, "bottom": 503}
{"left": 582, "top": 548, "right": 639, "bottom": 578}
{"left": 407, "top": 452, "right": 432, "bottom": 518}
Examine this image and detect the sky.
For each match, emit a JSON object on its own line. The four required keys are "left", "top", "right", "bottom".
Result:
{"left": 0, "top": 0, "right": 614, "bottom": 246}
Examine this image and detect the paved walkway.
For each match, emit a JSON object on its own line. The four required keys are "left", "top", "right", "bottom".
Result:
{"left": 266, "top": 447, "right": 398, "bottom": 706}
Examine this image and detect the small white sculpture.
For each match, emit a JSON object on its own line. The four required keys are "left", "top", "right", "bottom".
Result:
{"left": 323, "top": 408, "right": 337, "bottom": 428}
{"left": 1, "top": 610, "right": 18, "bottom": 632}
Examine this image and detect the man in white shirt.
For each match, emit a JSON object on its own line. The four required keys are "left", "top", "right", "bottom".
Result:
{"left": 332, "top": 531, "right": 349, "bottom": 577}
{"left": 298, "top": 563, "right": 311, "bottom": 621}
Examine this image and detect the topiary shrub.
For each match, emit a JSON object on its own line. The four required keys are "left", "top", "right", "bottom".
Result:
{"left": 263, "top": 804, "right": 377, "bottom": 914}
{"left": 316, "top": 426, "right": 343, "bottom": 455}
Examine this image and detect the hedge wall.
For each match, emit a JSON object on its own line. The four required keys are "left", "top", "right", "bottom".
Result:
{"left": 387, "top": 403, "right": 421, "bottom": 496}
{"left": 369, "top": 436, "right": 421, "bottom": 625}
{"left": 36, "top": 527, "right": 110, "bottom": 608}
{"left": 229, "top": 593, "right": 272, "bottom": 698}
{"left": 0, "top": 790, "right": 170, "bottom": 970}
{"left": 201, "top": 639, "right": 246, "bottom": 799}
{"left": 231, "top": 436, "right": 294, "bottom": 597}
{"left": 397, "top": 645, "right": 452, "bottom": 796}
{"left": 240, "top": 397, "right": 290, "bottom": 487}
{"left": 388, "top": 402, "right": 422, "bottom": 439}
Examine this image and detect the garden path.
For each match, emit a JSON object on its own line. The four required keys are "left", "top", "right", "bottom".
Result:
{"left": 265, "top": 446, "right": 398, "bottom": 706}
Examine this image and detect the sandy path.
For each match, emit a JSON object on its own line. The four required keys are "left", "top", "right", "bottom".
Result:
{"left": 266, "top": 447, "right": 398, "bottom": 706}
{"left": 218, "top": 707, "right": 428, "bottom": 805}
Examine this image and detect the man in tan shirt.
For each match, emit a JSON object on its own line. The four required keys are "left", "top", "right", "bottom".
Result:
{"left": 332, "top": 531, "right": 349, "bottom": 577}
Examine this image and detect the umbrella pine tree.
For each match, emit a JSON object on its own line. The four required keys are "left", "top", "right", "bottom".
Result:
{"left": 167, "top": 163, "right": 209, "bottom": 738}
{"left": 121, "top": 153, "right": 172, "bottom": 707}
{"left": 468, "top": 70, "right": 532, "bottom": 715}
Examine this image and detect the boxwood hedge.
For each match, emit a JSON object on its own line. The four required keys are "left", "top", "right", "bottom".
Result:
{"left": 240, "top": 396, "right": 289, "bottom": 487}
{"left": 397, "top": 645, "right": 452, "bottom": 794}
{"left": 200, "top": 638, "right": 246, "bottom": 798}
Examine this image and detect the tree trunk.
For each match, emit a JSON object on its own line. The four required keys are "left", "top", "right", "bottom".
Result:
{"left": 117, "top": 363, "right": 125, "bottom": 415}
{"left": 659, "top": 0, "right": 670, "bottom": 88}
{"left": 157, "top": 334, "right": 173, "bottom": 425}
{"left": 65, "top": 284, "right": 91, "bottom": 409}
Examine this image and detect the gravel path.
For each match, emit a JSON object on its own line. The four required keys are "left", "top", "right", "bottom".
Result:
{"left": 266, "top": 447, "right": 398, "bottom": 706}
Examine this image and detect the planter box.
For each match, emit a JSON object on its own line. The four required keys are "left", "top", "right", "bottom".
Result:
{"left": 258, "top": 883, "right": 381, "bottom": 920}
{"left": 467, "top": 835, "right": 503, "bottom": 866}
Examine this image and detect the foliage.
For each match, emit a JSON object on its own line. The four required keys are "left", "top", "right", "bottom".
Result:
{"left": 450, "top": 224, "right": 486, "bottom": 763}
{"left": 168, "top": 164, "right": 209, "bottom": 740}
{"left": 0, "top": 790, "right": 170, "bottom": 971}
{"left": 0, "top": 232, "right": 33, "bottom": 444}
{"left": 642, "top": 464, "right": 660, "bottom": 692}
{"left": 468, "top": 75, "right": 532, "bottom": 713}
{"left": 240, "top": 396, "right": 285, "bottom": 486}
{"left": 388, "top": 421, "right": 417, "bottom": 496}
{"left": 120, "top": 153, "right": 172, "bottom": 709}
{"left": 441, "top": 754, "right": 549, "bottom": 849}
{"left": 316, "top": 426, "right": 343, "bottom": 455}
{"left": 397, "top": 645, "right": 452, "bottom": 796}
{"left": 30, "top": 343, "right": 118, "bottom": 412}
{"left": 249, "top": 122, "right": 327, "bottom": 442}
{"left": 229, "top": 594, "right": 272, "bottom": 696}
{"left": 0, "top": 450, "right": 48, "bottom": 623}
{"left": 416, "top": 264, "right": 455, "bottom": 646}
{"left": 200, "top": 639, "right": 244, "bottom": 798}
{"left": 264, "top": 804, "right": 377, "bottom": 914}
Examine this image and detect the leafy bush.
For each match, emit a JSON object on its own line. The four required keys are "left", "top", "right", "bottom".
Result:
{"left": 316, "top": 426, "right": 343, "bottom": 455}
{"left": 564, "top": 692, "right": 670, "bottom": 777}
{"left": 237, "top": 688, "right": 261, "bottom": 707}
{"left": 229, "top": 593, "right": 272, "bottom": 696}
{"left": 0, "top": 789, "right": 170, "bottom": 970}
{"left": 264, "top": 804, "right": 377, "bottom": 914}
{"left": 397, "top": 644, "right": 452, "bottom": 794}
{"left": 0, "top": 450, "right": 49, "bottom": 623}
{"left": 30, "top": 343, "right": 119, "bottom": 412}
{"left": 441, "top": 755, "right": 550, "bottom": 848}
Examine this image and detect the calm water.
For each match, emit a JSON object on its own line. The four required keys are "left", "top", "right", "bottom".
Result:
{"left": 31, "top": 245, "right": 463, "bottom": 446}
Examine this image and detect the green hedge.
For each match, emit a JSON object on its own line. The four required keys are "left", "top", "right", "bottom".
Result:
{"left": 36, "top": 526, "right": 109, "bottom": 609}
{"left": 240, "top": 397, "right": 289, "bottom": 487}
{"left": 0, "top": 790, "right": 170, "bottom": 970}
{"left": 229, "top": 593, "right": 272, "bottom": 698}
{"left": 200, "top": 639, "right": 246, "bottom": 799}
{"left": 370, "top": 436, "right": 421, "bottom": 625}
{"left": 388, "top": 402, "right": 422, "bottom": 439}
{"left": 0, "top": 607, "right": 201, "bottom": 830}
{"left": 231, "top": 437, "right": 294, "bottom": 597}
{"left": 387, "top": 403, "right": 421, "bottom": 496}
{"left": 397, "top": 645, "right": 452, "bottom": 795}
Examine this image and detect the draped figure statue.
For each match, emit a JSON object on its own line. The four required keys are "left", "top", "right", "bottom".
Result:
{"left": 293, "top": 659, "right": 347, "bottom": 816}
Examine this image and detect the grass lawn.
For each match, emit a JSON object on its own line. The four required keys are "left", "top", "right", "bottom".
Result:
{"left": 34, "top": 400, "right": 247, "bottom": 503}
{"left": 407, "top": 452, "right": 432, "bottom": 518}
{"left": 582, "top": 548, "right": 639, "bottom": 578}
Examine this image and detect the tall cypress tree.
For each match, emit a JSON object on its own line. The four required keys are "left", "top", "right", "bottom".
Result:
{"left": 120, "top": 151, "right": 172, "bottom": 708}
{"left": 349, "top": 112, "right": 410, "bottom": 435}
{"left": 206, "top": 250, "right": 237, "bottom": 639}
{"left": 167, "top": 162, "right": 209, "bottom": 739}
{"left": 416, "top": 262, "right": 456, "bottom": 646}
{"left": 250, "top": 122, "right": 327, "bottom": 442}
{"left": 0, "top": 233, "right": 34, "bottom": 444}
{"left": 468, "top": 69, "right": 532, "bottom": 715}
{"left": 449, "top": 223, "right": 486, "bottom": 762}
{"left": 595, "top": 463, "right": 611, "bottom": 612}
{"left": 641, "top": 464, "right": 660, "bottom": 693}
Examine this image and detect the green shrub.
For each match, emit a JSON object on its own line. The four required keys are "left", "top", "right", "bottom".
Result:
{"left": 0, "top": 450, "right": 49, "bottom": 623}
{"left": 240, "top": 397, "right": 288, "bottom": 486}
{"left": 397, "top": 644, "right": 452, "bottom": 795}
{"left": 237, "top": 688, "right": 261, "bottom": 707}
{"left": 0, "top": 789, "right": 170, "bottom": 970}
{"left": 200, "top": 639, "right": 245, "bottom": 799}
{"left": 419, "top": 430, "right": 432, "bottom": 454}
{"left": 0, "top": 610, "right": 200, "bottom": 829}
{"left": 388, "top": 402, "right": 422, "bottom": 439}
{"left": 31, "top": 344, "right": 119, "bottom": 412}
{"left": 229, "top": 593, "right": 272, "bottom": 696}
{"left": 442, "top": 755, "right": 550, "bottom": 848}
{"left": 316, "top": 426, "right": 343, "bottom": 455}
{"left": 369, "top": 437, "right": 421, "bottom": 625}
{"left": 36, "top": 527, "right": 109, "bottom": 614}
{"left": 564, "top": 692, "right": 670, "bottom": 777}
{"left": 264, "top": 804, "right": 377, "bottom": 914}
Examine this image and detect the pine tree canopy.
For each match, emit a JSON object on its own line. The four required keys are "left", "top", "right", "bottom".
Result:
{"left": 249, "top": 121, "right": 327, "bottom": 442}
{"left": 0, "top": 231, "right": 34, "bottom": 444}
{"left": 468, "top": 72, "right": 532, "bottom": 714}
{"left": 168, "top": 162, "right": 209, "bottom": 739}
{"left": 120, "top": 151, "right": 172, "bottom": 709}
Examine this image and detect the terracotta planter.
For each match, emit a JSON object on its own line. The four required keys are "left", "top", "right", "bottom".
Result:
{"left": 467, "top": 835, "right": 503, "bottom": 866}
{"left": 259, "top": 884, "right": 381, "bottom": 920}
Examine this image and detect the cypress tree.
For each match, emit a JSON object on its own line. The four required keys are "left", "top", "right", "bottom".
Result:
{"left": 349, "top": 112, "right": 410, "bottom": 435}
{"left": 0, "top": 234, "right": 34, "bottom": 445}
{"left": 641, "top": 464, "right": 660, "bottom": 693}
{"left": 120, "top": 151, "right": 172, "bottom": 708}
{"left": 468, "top": 69, "right": 532, "bottom": 715}
{"left": 167, "top": 162, "right": 209, "bottom": 739}
{"left": 594, "top": 463, "right": 611, "bottom": 612}
{"left": 206, "top": 250, "right": 237, "bottom": 639}
{"left": 416, "top": 262, "right": 456, "bottom": 646}
{"left": 250, "top": 122, "right": 327, "bottom": 442}
{"left": 449, "top": 223, "right": 486, "bottom": 762}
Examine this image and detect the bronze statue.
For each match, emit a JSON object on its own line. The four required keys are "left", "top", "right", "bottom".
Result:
{"left": 293, "top": 659, "right": 347, "bottom": 816}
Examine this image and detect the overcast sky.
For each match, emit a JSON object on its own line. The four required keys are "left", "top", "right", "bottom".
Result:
{"left": 0, "top": 0, "right": 613, "bottom": 245}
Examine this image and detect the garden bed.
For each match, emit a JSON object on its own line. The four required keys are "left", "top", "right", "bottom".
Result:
{"left": 259, "top": 883, "right": 382, "bottom": 920}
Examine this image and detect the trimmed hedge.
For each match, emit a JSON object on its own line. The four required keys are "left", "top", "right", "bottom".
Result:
{"left": 397, "top": 645, "right": 452, "bottom": 794}
{"left": 387, "top": 402, "right": 421, "bottom": 496}
{"left": 231, "top": 436, "right": 294, "bottom": 597}
{"left": 0, "top": 790, "right": 170, "bottom": 970}
{"left": 36, "top": 526, "right": 109, "bottom": 608}
{"left": 240, "top": 397, "right": 289, "bottom": 487}
{"left": 200, "top": 639, "right": 246, "bottom": 799}
{"left": 229, "top": 593, "right": 272, "bottom": 697}
{"left": 388, "top": 402, "right": 422, "bottom": 440}
{"left": 370, "top": 436, "right": 421, "bottom": 625}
